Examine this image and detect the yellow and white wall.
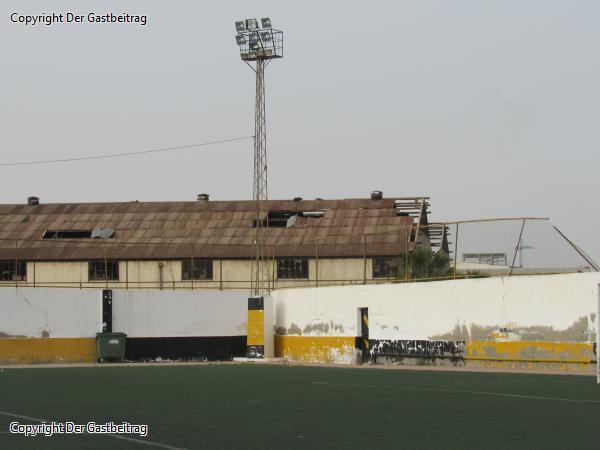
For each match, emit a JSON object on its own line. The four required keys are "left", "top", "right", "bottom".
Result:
{"left": 0, "top": 288, "right": 248, "bottom": 364}
{"left": 1, "top": 273, "right": 599, "bottom": 371}
{"left": 271, "top": 272, "right": 600, "bottom": 371}
{"left": 0, "top": 289, "right": 101, "bottom": 364}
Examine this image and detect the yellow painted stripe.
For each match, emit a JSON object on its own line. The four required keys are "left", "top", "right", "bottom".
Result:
{"left": 466, "top": 341, "right": 594, "bottom": 364}
{"left": 0, "top": 338, "right": 96, "bottom": 365}
{"left": 247, "top": 310, "right": 264, "bottom": 346}
{"left": 275, "top": 335, "right": 356, "bottom": 363}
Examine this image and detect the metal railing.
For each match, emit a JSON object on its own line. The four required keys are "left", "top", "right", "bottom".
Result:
{"left": 0, "top": 217, "right": 596, "bottom": 292}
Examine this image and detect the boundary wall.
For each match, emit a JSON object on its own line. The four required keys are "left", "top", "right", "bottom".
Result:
{"left": 1, "top": 273, "right": 599, "bottom": 372}
{"left": 271, "top": 273, "right": 600, "bottom": 372}
{"left": 0, "top": 289, "right": 248, "bottom": 363}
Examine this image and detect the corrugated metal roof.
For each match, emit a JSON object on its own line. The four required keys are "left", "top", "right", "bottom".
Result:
{"left": 0, "top": 198, "right": 426, "bottom": 260}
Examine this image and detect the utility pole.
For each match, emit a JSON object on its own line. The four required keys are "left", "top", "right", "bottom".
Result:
{"left": 518, "top": 238, "right": 534, "bottom": 268}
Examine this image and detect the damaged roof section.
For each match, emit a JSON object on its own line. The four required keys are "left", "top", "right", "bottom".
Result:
{"left": 0, "top": 197, "right": 432, "bottom": 260}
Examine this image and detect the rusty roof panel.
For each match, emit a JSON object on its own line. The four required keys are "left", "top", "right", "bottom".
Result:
{"left": 0, "top": 197, "right": 425, "bottom": 260}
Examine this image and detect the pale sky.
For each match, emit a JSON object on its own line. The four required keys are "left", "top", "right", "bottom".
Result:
{"left": 1, "top": 1, "right": 599, "bottom": 263}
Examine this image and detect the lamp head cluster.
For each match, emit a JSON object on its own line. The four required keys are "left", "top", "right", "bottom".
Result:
{"left": 235, "top": 17, "right": 283, "bottom": 61}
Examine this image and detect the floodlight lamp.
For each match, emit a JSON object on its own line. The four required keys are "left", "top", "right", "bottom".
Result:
{"left": 235, "top": 21, "right": 246, "bottom": 32}
{"left": 260, "top": 31, "right": 272, "bottom": 42}
{"left": 246, "top": 18, "right": 259, "bottom": 30}
{"left": 235, "top": 35, "right": 246, "bottom": 45}
{"left": 261, "top": 17, "right": 272, "bottom": 28}
{"left": 249, "top": 33, "right": 260, "bottom": 44}
{"left": 249, "top": 42, "right": 260, "bottom": 51}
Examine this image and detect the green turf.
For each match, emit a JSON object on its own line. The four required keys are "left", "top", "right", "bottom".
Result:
{"left": 0, "top": 364, "right": 599, "bottom": 449}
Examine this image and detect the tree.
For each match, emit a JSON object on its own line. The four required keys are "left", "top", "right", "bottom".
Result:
{"left": 407, "top": 246, "right": 452, "bottom": 280}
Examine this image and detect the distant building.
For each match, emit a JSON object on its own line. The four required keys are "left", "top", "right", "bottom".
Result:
{"left": 0, "top": 193, "right": 449, "bottom": 289}
{"left": 462, "top": 253, "right": 507, "bottom": 266}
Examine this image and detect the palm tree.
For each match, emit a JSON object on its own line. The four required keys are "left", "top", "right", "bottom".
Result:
{"left": 407, "top": 246, "right": 452, "bottom": 280}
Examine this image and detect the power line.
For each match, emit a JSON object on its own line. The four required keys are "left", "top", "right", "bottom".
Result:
{"left": 0, "top": 135, "right": 254, "bottom": 167}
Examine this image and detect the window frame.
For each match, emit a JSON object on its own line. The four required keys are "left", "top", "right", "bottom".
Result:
{"left": 88, "top": 260, "right": 120, "bottom": 281}
{"left": 181, "top": 258, "right": 213, "bottom": 281}
{"left": 277, "top": 257, "right": 309, "bottom": 280}
{"left": 372, "top": 256, "right": 403, "bottom": 279}
{"left": 0, "top": 260, "right": 26, "bottom": 281}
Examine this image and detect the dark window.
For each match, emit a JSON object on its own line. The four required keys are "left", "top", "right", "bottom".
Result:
{"left": 0, "top": 261, "right": 26, "bottom": 281}
{"left": 89, "top": 260, "right": 119, "bottom": 281}
{"left": 253, "top": 211, "right": 295, "bottom": 228}
{"left": 182, "top": 259, "right": 213, "bottom": 280}
{"left": 253, "top": 210, "right": 324, "bottom": 228}
{"left": 43, "top": 230, "right": 92, "bottom": 239}
{"left": 372, "top": 256, "right": 403, "bottom": 278}
{"left": 277, "top": 258, "right": 309, "bottom": 279}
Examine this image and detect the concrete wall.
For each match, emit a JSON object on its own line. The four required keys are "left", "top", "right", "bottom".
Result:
{"left": 271, "top": 273, "right": 600, "bottom": 370}
{"left": 3, "top": 273, "right": 598, "bottom": 369}
{"left": 0, "top": 288, "right": 101, "bottom": 364}
{"left": 0, "top": 288, "right": 102, "bottom": 339}
{"left": 112, "top": 290, "right": 247, "bottom": 337}
{"left": 0, "top": 288, "right": 248, "bottom": 364}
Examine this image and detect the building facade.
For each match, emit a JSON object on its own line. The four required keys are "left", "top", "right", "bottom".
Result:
{"left": 0, "top": 194, "right": 448, "bottom": 290}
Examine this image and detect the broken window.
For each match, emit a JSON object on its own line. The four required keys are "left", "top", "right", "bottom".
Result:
{"left": 277, "top": 257, "right": 309, "bottom": 279}
{"left": 89, "top": 260, "right": 119, "bottom": 281}
{"left": 42, "top": 228, "right": 115, "bottom": 239}
{"left": 43, "top": 230, "right": 92, "bottom": 239}
{"left": 182, "top": 259, "right": 213, "bottom": 280}
{"left": 254, "top": 211, "right": 295, "bottom": 228}
{"left": 253, "top": 210, "right": 324, "bottom": 228}
{"left": 372, "top": 256, "right": 403, "bottom": 278}
{"left": 0, "top": 260, "right": 26, "bottom": 281}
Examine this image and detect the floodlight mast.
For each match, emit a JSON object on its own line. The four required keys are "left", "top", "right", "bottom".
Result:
{"left": 234, "top": 18, "right": 283, "bottom": 296}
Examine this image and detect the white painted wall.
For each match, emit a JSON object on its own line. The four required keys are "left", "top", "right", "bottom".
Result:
{"left": 112, "top": 290, "right": 248, "bottom": 337}
{"left": 0, "top": 288, "right": 248, "bottom": 339}
{"left": 271, "top": 273, "right": 600, "bottom": 341}
{"left": 0, "top": 288, "right": 102, "bottom": 338}
{"left": 3, "top": 273, "right": 598, "bottom": 345}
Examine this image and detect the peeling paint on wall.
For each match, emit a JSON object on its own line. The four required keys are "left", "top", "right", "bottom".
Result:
{"left": 274, "top": 336, "right": 357, "bottom": 364}
{"left": 430, "top": 316, "right": 594, "bottom": 343}
{"left": 370, "top": 339, "right": 465, "bottom": 366}
{"left": 302, "top": 321, "right": 345, "bottom": 336}
{"left": 287, "top": 323, "right": 302, "bottom": 335}
{"left": 466, "top": 341, "right": 595, "bottom": 364}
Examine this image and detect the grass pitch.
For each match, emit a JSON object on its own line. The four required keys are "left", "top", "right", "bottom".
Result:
{"left": 0, "top": 364, "right": 599, "bottom": 449}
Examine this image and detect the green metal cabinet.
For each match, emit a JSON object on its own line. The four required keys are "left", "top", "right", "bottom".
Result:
{"left": 96, "top": 332, "right": 127, "bottom": 362}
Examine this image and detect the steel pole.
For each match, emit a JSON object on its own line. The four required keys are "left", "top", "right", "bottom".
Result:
{"left": 252, "top": 59, "right": 268, "bottom": 296}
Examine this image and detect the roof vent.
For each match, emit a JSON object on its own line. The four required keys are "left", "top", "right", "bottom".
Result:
{"left": 197, "top": 193, "right": 210, "bottom": 202}
{"left": 27, "top": 196, "right": 39, "bottom": 206}
{"left": 371, "top": 190, "right": 383, "bottom": 200}
{"left": 91, "top": 227, "right": 115, "bottom": 239}
{"left": 293, "top": 197, "right": 303, "bottom": 202}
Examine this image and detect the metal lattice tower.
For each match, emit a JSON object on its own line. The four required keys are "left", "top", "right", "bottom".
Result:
{"left": 234, "top": 18, "right": 283, "bottom": 295}
{"left": 252, "top": 59, "right": 268, "bottom": 295}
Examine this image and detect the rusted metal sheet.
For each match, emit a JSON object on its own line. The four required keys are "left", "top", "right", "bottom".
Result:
{"left": 0, "top": 198, "right": 423, "bottom": 260}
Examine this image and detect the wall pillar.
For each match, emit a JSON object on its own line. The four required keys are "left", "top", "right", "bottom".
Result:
{"left": 247, "top": 296, "right": 273, "bottom": 358}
